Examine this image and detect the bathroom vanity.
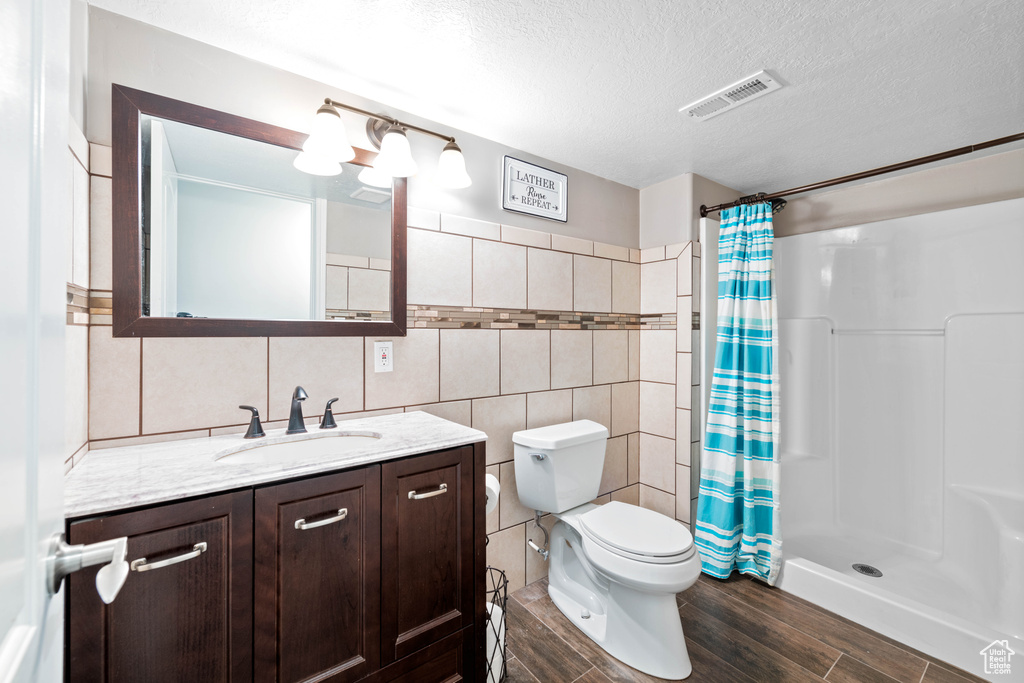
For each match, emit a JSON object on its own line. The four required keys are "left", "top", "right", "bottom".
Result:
{"left": 62, "top": 412, "right": 487, "bottom": 683}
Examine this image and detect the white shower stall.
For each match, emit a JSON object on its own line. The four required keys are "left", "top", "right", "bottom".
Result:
{"left": 701, "top": 197, "right": 1024, "bottom": 680}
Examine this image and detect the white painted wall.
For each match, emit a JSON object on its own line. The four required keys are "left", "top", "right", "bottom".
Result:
{"left": 85, "top": 8, "right": 640, "bottom": 247}
{"left": 326, "top": 201, "right": 390, "bottom": 260}
{"left": 174, "top": 181, "right": 314, "bottom": 319}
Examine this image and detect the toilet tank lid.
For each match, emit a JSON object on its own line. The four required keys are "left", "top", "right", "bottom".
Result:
{"left": 512, "top": 420, "right": 608, "bottom": 450}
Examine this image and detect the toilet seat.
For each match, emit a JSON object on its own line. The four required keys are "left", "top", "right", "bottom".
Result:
{"left": 579, "top": 502, "right": 694, "bottom": 565}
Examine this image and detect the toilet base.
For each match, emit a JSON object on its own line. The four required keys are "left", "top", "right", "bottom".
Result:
{"left": 546, "top": 522, "right": 693, "bottom": 680}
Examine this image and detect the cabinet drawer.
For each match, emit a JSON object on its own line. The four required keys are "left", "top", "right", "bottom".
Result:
{"left": 366, "top": 627, "right": 475, "bottom": 683}
{"left": 67, "top": 490, "right": 252, "bottom": 683}
{"left": 381, "top": 447, "right": 474, "bottom": 663}
{"left": 255, "top": 467, "right": 381, "bottom": 683}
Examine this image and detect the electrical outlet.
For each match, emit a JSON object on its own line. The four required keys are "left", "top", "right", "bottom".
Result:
{"left": 373, "top": 341, "right": 393, "bottom": 373}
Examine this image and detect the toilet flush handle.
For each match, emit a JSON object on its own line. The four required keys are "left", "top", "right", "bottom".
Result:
{"left": 530, "top": 452, "right": 546, "bottom": 461}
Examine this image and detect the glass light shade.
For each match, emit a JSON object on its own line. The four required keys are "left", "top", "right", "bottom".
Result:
{"left": 293, "top": 150, "right": 341, "bottom": 176}
{"left": 302, "top": 105, "right": 355, "bottom": 162}
{"left": 373, "top": 127, "right": 418, "bottom": 177}
{"left": 436, "top": 141, "right": 472, "bottom": 189}
{"left": 358, "top": 165, "right": 393, "bottom": 188}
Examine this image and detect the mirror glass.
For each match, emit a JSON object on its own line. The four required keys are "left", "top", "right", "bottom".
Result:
{"left": 140, "top": 114, "right": 393, "bottom": 322}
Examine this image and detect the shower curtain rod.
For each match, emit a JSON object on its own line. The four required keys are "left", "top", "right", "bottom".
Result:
{"left": 699, "top": 131, "right": 1024, "bottom": 217}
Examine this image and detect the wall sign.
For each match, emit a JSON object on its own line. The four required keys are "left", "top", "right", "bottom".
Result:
{"left": 502, "top": 156, "right": 568, "bottom": 223}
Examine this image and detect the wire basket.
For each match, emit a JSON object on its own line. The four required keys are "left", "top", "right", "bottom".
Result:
{"left": 485, "top": 566, "right": 507, "bottom": 683}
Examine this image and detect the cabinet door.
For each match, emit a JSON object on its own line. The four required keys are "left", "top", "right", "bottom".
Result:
{"left": 381, "top": 447, "right": 474, "bottom": 663}
{"left": 255, "top": 466, "right": 381, "bottom": 683}
{"left": 67, "top": 490, "right": 253, "bottom": 683}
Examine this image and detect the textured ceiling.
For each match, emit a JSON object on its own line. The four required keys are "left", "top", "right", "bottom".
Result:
{"left": 89, "top": 0, "right": 1024, "bottom": 191}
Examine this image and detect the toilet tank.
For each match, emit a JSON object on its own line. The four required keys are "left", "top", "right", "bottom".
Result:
{"left": 512, "top": 420, "right": 608, "bottom": 513}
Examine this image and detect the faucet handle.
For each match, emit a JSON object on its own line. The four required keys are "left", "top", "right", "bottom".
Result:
{"left": 239, "top": 405, "right": 265, "bottom": 439}
{"left": 320, "top": 398, "right": 339, "bottom": 430}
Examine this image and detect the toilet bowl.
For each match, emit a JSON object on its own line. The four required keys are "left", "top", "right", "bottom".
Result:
{"left": 512, "top": 420, "right": 700, "bottom": 680}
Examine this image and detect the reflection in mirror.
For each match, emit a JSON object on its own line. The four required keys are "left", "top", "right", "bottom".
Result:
{"left": 140, "top": 114, "right": 392, "bottom": 322}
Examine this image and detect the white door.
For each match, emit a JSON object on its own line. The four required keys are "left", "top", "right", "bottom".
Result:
{"left": 0, "top": 0, "right": 70, "bottom": 680}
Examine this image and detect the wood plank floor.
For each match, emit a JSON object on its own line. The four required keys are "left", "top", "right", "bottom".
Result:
{"left": 504, "top": 573, "right": 987, "bottom": 683}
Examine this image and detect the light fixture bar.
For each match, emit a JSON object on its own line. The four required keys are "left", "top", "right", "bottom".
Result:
{"left": 323, "top": 98, "right": 455, "bottom": 144}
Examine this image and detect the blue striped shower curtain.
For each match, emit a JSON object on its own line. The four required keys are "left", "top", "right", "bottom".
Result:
{"left": 694, "top": 202, "right": 782, "bottom": 585}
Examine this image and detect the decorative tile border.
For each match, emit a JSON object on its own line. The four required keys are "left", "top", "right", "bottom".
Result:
{"left": 410, "top": 305, "right": 674, "bottom": 330}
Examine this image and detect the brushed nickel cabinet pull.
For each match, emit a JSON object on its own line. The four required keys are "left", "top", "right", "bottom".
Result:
{"left": 294, "top": 508, "right": 348, "bottom": 530}
{"left": 408, "top": 483, "right": 448, "bottom": 500}
{"left": 130, "top": 542, "right": 207, "bottom": 573}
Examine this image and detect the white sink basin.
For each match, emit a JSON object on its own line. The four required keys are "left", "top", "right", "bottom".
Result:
{"left": 215, "top": 431, "right": 383, "bottom": 465}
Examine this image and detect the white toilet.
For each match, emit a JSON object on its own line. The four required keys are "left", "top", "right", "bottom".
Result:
{"left": 513, "top": 419, "right": 700, "bottom": 680}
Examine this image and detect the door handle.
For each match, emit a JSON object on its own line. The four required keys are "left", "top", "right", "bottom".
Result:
{"left": 294, "top": 508, "right": 348, "bottom": 530}
{"left": 130, "top": 542, "right": 207, "bottom": 573}
{"left": 408, "top": 483, "right": 448, "bottom": 500}
{"left": 46, "top": 533, "right": 130, "bottom": 604}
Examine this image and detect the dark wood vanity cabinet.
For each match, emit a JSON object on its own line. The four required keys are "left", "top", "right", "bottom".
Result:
{"left": 66, "top": 490, "right": 254, "bottom": 683}
{"left": 66, "top": 443, "right": 486, "bottom": 683}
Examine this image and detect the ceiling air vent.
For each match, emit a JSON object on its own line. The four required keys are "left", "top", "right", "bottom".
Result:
{"left": 350, "top": 187, "right": 392, "bottom": 204}
{"left": 680, "top": 70, "right": 782, "bottom": 121}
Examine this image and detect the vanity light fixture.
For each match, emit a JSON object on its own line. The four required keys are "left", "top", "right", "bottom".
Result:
{"left": 296, "top": 97, "right": 472, "bottom": 188}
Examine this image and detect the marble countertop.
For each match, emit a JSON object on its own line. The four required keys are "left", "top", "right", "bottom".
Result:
{"left": 65, "top": 411, "right": 487, "bottom": 519}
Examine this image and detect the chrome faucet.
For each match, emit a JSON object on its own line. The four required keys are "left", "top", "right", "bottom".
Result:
{"left": 287, "top": 386, "right": 308, "bottom": 434}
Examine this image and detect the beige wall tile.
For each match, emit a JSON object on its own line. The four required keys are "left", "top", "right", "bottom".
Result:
{"left": 677, "top": 409, "right": 692, "bottom": 463}
{"left": 486, "top": 464, "right": 500, "bottom": 534}
{"left": 526, "top": 514, "right": 556, "bottom": 584}
{"left": 690, "top": 394, "right": 700, "bottom": 442}
{"left": 640, "top": 259, "right": 676, "bottom": 314}
{"left": 677, "top": 355, "right": 692, "bottom": 408}
{"left": 65, "top": 325, "right": 89, "bottom": 459}
{"left": 499, "top": 460, "right": 534, "bottom": 529}
{"left": 611, "top": 261, "right": 640, "bottom": 314}
{"left": 348, "top": 268, "right": 390, "bottom": 311}
{"left": 611, "top": 484, "right": 639, "bottom": 506}
{"left": 364, "top": 330, "right": 439, "bottom": 410}
{"left": 572, "top": 385, "right": 611, "bottom": 429}
{"left": 526, "top": 389, "right": 573, "bottom": 429}
{"left": 610, "top": 381, "right": 639, "bottom": 437}
{"left": 692, "top": 241, "right": 702, "bottom": 257}
{"left": 91, "top": 430, "right": 210, "bottom": 450}
{"left": 691, "top": 458, "right": 700, "bottom": 502}
{"left": 676, "top": 465, "right": 691, "bottom": 522}
{"left": 527, "top": 248, "right": 573, "bottom": 311}
{"left": 500, "top": 330, "right": 550, "bottom": 394}
{"left": 90, "top": 175, "right": 112, "bottom": 290}
{"left": 692, "top": 343, "right": 700, "bottom": 385}
{"left": 474, "top": 240, "right": 527, "bottom": 308}
{"left": 407, "top": 206, "right": 440, "bottom": 230}
{"left": 335, "top": 408, "right": 404, "bottom": 423}
{"left": 594, "top": 242, "right": 630, "bottom": 261}
{"left": 407, "top": 229, "right": 472, "bottom": 306}
{"left": 72, "top": 161, "right": 90, "bottom": 288}
{"left": 501, "top": 224, "right": 549, "bottom": 249}
{"left": 268, "top": 337, "right": 363, "bottom": 421}
{"left": 639, "top": 381, "right": 674, "bottom": 438}
{"left": 327, "top": 253, "right": 368, "bottom": 268}
{"left": 550, "top": 330, "right": 592, "bottom": 389}
{"left": 639, "top": 484, "right": 675, "bottom": 518}
{"left": 600, "top": 435, "right": 628, "bottom": 495}
{"left": 89, "top": 142, "right": 111, "bottom": 176}
{"left": 486, "top": 524, "right": 526, "bottom": 593}
{"left": 692, "top": 255, "right": 701, "bottom": 311}
{"left": 551, "top": 234, "right": 593, "bottom": 255}
{"left": 640, "top": 433, "right": 675, "bottom": 493}
{"left": 591, "top": 494, "right": 611, "bottom": 505}
{"left": 325, "top": 265, "right": 348, "bottom": 309}
{"left": 640, "top": 330, "right": 676, "bottom": 384}
{"left": 593, "top": 330, "right": 628, "bottom": 385}
{"left": 677, "top": 296, "right": 692, "bottom": 352}
{"left": 440, "top": 329, "right": 499, "bottom": 401}
{"left": 628, "top": 330, "right": 640, "bottom": 381}
{"left": 627, "top": 432, "right": 639, "bottom": 485}
{"left": 573, "top": 255, "right": 612, "bottom": 312}
{"left": 405, "top": 400, "right": 472, "bottom": 427}
{"left": 629, "top": 249, "right": 641, "bottom": 263}
{"left": 442, "top": 214, "right": 500, "bottom": 240}
{"left": 677, "top": 244, "right": 693, "bottom": 295}
{"left": 88, "top": 326, "right": 140, "bottom": 439}
{"left": 142, "top": 337, "right": 267, "bottom": 434}
{"left": 666, "top": 242, "right": 687, "bottom": 260}
{"left": 472, "top": 393, "right": 526, "bottom": 465}
{"left": 640, "top": 246, "right": 664, "bottom": 263}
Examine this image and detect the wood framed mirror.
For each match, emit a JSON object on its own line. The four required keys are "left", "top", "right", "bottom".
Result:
{"left": 111, "top": 84, "right": 407, "bottom": 337}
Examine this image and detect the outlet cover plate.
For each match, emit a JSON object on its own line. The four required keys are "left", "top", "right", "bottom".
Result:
{"left": 374, "top": 341, "right": 393, "bottom": 373}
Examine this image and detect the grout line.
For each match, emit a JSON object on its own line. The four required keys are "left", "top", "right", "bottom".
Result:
{"left": 917, "top": 663, "right": 929, "bottom": 683}
{"left": 569, "top": 667, "right": 597, "bottom": 683}
{"left": 823, "top": 654, "right": 841, "bottom": 679}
